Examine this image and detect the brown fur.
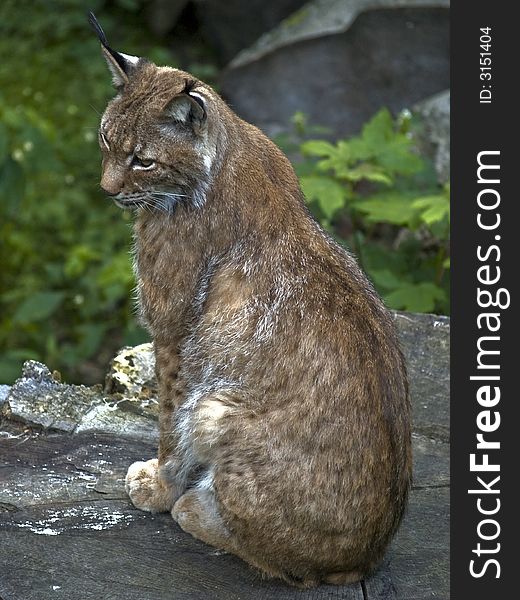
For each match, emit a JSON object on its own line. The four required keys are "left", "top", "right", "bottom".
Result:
{"left": 95, "top": 40, "right": 412, "bottom": 587}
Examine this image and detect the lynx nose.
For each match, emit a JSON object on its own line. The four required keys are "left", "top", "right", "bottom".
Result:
{"left": 101, "top": 185, "right": 119, "bottom": 197}
{"left": 100, "top": 169, "right": 123, "bottom": 196}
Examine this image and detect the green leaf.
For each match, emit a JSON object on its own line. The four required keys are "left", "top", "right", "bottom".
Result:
{"left": 13, "top": 291, "right": 65, "bottom": 324}
{"left": 353, "top": 194, "right": 418, "bottom": 226}
{"left": 361, "top": 108, "right": 394, "bottom": 148}
{"left": 377, "top": 139, "right": 423, "bottom": 175}
{"left": 412, "top": 194, "right": 450, "bottom": 225}
{"left": 344, "top": 163, "right": 393, "bottom": 185}
{"left": 314, "top": 142, "right": 356, "bottom": 176}
{"left": 346, "top": 137, "right": 372, "bottom": 161}
{"left": 300, "top": 140, "right": 337, "bottom": 158}
{"left": 384, "top": 282, "right": 446, "bottom": 313}
{"left": 300, "top": 175, "right": 347, "bottom": 219}
{"left": 357, "top": 109, "right": 424, "bottom": 175}
{"left": 369, "top": 269, "right": 406, "bottom": 290}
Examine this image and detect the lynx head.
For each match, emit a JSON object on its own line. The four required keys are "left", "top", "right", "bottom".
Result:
{"left": 89, "top": 12, "right": 222, "bottom": 212}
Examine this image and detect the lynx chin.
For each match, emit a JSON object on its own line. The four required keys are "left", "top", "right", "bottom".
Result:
{"left": 89, "top": 12, "right": 412, "bottom": 588}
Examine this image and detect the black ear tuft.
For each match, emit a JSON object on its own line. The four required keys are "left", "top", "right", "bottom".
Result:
{"left": 88, "top": 11, "right": 134, "bottom": 81}
{"left": 88, "top": 11, "right": 109, "bottom": 48}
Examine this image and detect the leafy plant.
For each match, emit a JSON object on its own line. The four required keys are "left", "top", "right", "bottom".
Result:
{"left": 0, "top": 0, "right": 200, "bottom": 383}
{"left": 297, "top": 108, "right": 450, "bottom": 314}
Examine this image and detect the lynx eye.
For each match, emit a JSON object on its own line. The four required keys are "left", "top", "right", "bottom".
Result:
{"left": 131, "top": 155, "right": 156, "bottom": 170}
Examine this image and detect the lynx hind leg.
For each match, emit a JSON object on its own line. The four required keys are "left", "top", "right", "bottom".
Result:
{"left": 125, "top": 458, "right": 174, "bottom": 513}
{"left": 171, "top": 474, "right": 235, "bottom": 553}
{"left": 171, "top": 473, "right": 289, "bottom": 583}
{"left": 171, "top": 483, "right": 323, "bottom": 589}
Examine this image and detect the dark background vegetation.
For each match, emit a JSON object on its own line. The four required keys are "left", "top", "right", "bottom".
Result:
{"left": 0, "top": 0, "right": 449, "bottom": 384}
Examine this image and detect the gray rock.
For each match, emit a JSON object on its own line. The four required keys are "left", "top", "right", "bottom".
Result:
{"left": 413, "top": 90, "right": 450, "bottom": 183}
{"left": 76, "top": 401, "right": 159, "bottom": 443}
{"left": 220, "top": 0, "right": 449, "bottom": 139}
{"left": 0, "top": 384, "right": 10, "bottom": 407}
{"left": 194, "top": 0, "right": 308, "bottom": 64}
{"left": 228, "top": 0, "right": 450, "bottom": 67}
{"left": 2, "top": 361, "right": 103, "bottom": 433}
{"left": 2, "top": 354, "right": 159, "bottom": 441}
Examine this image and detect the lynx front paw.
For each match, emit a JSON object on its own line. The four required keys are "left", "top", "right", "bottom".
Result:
{"left": 125, "top": 458, "right": 174, "bottom": 513}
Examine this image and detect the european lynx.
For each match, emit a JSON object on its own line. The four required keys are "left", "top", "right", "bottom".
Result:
{"left": 90, "top": 13, "right": 411, "bottom": 587}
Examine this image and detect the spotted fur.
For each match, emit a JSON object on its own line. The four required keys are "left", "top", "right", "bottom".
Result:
{"left": 93, "top": 16, "right": 412, "bottom": 588}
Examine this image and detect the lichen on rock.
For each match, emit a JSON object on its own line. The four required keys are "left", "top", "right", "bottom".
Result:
{"left": 104, "top": 343, "right": 157, "bottom": 401}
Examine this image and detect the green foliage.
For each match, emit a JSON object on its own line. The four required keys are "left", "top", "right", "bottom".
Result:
{"left": 298, "top": 108, "right": 450, "bottom": 315}
{"left": 0, "top": 0, "right": 178, "bottom": 383}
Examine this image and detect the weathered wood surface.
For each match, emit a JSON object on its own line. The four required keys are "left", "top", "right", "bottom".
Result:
{"left": 391, "top": 313, "right": 450, "bottom": 600}
{"left": 0, "top": 312, "right": 449, "bottom": 599}
{"left": 0, "top": 431, "right": 367, "bottom": 600}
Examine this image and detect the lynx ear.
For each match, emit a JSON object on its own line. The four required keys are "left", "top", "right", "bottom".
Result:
{"left": 88, "top": 11, "right": 140, "bottom": 89}
{"left": 163, "top": 81, "right": 207, "bottom": 133}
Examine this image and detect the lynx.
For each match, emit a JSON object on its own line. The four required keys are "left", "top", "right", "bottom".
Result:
{"left": 90, "top": 13, "right": 412, "bottom": 588}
